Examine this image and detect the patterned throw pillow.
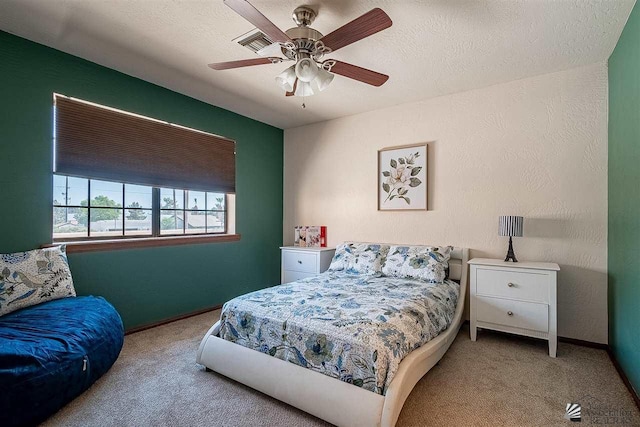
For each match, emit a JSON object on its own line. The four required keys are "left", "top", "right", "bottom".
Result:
{"left": 0, "top": 245, "right": 76, "bottom": 316}
{"left": 328, "top": 242, "right": 390, "bottom": 274}
{"left": 382, "top": 245, "right": 452, "bottom": 283}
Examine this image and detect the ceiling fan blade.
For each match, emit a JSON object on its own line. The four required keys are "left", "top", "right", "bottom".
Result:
{"left": 224, "top": 0, "right": 292, "bottom": 44}
{"left": 319, "top": 8, "right": 392, "bottom": 53}
{"left": 208, "top": 58, "right": 280, "bottom": 70}
{"left": 285, "top": 78, "right": 298, "bottom": 96}
{"left": 328, "top": 60, "right": 389, "bottom": 87}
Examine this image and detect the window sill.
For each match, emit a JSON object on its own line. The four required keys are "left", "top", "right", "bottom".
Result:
{"left": 44, "top": 234, "right": 241, "bottom": 253}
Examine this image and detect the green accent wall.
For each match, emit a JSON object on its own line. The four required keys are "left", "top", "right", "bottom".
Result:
{"left": 0, "top": 31, "right": 283, "bottom": 329}
{"left": 608, "top": 4, "right": 640, "bottom": 394}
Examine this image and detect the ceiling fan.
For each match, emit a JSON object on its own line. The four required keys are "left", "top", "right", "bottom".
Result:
{"left": 209, "top": 0, "right": 392, "bottom": 98}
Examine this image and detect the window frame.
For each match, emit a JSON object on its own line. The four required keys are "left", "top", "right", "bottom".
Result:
{"left": 52, "top": 174, "right": 230, "bottom": 243}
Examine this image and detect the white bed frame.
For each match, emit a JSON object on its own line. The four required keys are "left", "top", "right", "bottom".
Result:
{"left": 197, "top": 247, "right": 469, "bottom": 427}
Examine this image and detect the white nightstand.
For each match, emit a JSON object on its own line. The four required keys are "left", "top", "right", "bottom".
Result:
{"left": 280, "top": 246, "right": 336, "bottom": 284}
{"left": 468, "top": 258, "right": 560, "bottom": 357}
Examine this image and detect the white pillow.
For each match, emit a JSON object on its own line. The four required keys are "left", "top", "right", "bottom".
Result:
{"left": 328, "top": 242, "right": 390, "bottom": 274}
{"left": 381, "top": 245, "right": 452, "bottom": 283}
{"left": 0, "top": 245, "right": 76, "bottom": 316}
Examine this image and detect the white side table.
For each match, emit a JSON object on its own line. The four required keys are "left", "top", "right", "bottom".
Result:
{"left": 280, "top": 246, "right": 335, "bottom": 284}
{"left": 468, "top": 258, "right": 560, "bottom": 357}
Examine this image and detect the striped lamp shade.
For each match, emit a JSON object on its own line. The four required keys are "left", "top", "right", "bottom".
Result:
{"left": 498, "top": 216, "right": 523, "bottom": 237}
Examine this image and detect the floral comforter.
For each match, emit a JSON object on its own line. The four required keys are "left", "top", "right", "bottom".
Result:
{"left": 218, "top": 272, "right": 459, "bottom": 395}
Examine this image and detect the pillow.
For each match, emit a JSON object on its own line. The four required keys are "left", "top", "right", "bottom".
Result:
{"left": 328, "top": 242, "right": 390, "bottom": 274}
{"left": 0, "top": 245, "right": 76, "bottom": 316}
{"left": 382, "top": 245, "right": 452, "bottom": 283}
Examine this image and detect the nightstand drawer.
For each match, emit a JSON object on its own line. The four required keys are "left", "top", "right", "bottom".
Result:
{"left": 476, "top": 296, "right": 549, "bottom": 333}
{"left": 476, "top": 268, "right": 549, "bottom": 303}
{"left": 282, "top": 251, "right": 317, "bottom": 273}
{"left": 283, "top": 270, "right": 314, "bottom": 283}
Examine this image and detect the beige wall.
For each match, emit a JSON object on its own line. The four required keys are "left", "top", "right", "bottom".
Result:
{"left": 284, "top": 63, "right": 608, "bottom": 344}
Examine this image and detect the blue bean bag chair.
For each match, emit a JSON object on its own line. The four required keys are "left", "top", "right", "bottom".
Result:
{"left": 0, "top": 296, "right": 124, "bottom": 426}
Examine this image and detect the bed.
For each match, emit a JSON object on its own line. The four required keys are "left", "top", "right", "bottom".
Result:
{"left": 197, "top": 246, "right": 468, "bottom": 427}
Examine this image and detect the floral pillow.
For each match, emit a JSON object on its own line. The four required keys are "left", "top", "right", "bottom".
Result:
{"left": 381, "top": 245, "right": 452, "bottom": 283}
{"left": 328, "top": 243, "right": 390, "bottom": 274}
{"left": 0, "top": 245, "right": 76, "bottom": 316}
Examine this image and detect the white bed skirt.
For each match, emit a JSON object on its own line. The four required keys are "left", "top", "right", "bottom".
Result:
{"left": 197, "top": 247, "right": 468, "bottom": 427}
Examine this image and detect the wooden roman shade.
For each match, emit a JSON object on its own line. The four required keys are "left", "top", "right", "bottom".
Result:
{"left": 54, "top": 96, "right": 235, "bottom": 192}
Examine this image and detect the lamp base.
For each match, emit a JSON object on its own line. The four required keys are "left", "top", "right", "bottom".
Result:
{"left": 504, "top": 236, "right": 518, "bottom": 262}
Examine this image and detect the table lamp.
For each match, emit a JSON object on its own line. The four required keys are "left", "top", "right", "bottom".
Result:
{"left": 499, "top": 215, "right": 523, "bottom": 262}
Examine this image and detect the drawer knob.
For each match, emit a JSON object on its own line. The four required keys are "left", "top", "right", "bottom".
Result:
{"left": 507, "top": 282, "right": 515, "bottom": 287}
{"left": 297, "top": 260, "right": 302, "bottom": 264}
{"left": 507, "top": 311, "right": 513, "bottom": 316}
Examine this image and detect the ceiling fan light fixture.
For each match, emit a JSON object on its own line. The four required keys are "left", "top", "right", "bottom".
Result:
{"left": 315, "top": 67, "right": 334, "bottom": 92}
{"left": 276, "top": 65, "right": 297, "bottom": 92}
{"left": 295, "top": 58, "right": 319, "bottom": 83}
{"left": 294, "top": 80, "right": 315, "bottom": 97}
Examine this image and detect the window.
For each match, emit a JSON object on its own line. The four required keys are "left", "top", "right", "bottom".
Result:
{"left": 53, "top": 175, "right": 229, "bottom": 241}
{"left": 160, "top": 188, "right": 226, "bottom": 235}
{"left": 52, "top": 94, "right": 236, "bottom": 246}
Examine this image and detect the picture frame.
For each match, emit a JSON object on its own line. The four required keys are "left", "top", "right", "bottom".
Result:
{"left": 299, "top": 226, "right": 307, "bottom": 247}
{"left": 306, "top": 226, "right": 321, "bottom": 247}
{"left": 294, "top": 226, "right": 301, "bottom": 246}
{"left": 378, "top": 143, "right": 427, "bottom": 211}
{"left": 293, "top": 226, "right": 327, "bottom": 247}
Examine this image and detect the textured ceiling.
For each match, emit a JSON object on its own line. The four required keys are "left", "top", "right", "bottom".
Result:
{"left": 0, "top": 0, "right": 635, "bottom": 129}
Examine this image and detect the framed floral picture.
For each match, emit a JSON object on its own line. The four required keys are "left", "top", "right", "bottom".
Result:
{"left": 378, "top": 143, "right": 427, "bottom": 210}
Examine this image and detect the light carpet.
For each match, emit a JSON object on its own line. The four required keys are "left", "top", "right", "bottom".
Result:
{"left": 43, "top": 309, "right": 639, "bottom": 426}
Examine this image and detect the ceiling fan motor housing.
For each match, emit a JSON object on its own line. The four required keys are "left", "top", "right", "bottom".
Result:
{"left": 284, "top": 26, "right": 325, "bottom": 61}
{"left": 285, "top": 27, "right": 323, "bottom": 44}
{"left": 292, "top": 6, "right": 316, "bottom": 27}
